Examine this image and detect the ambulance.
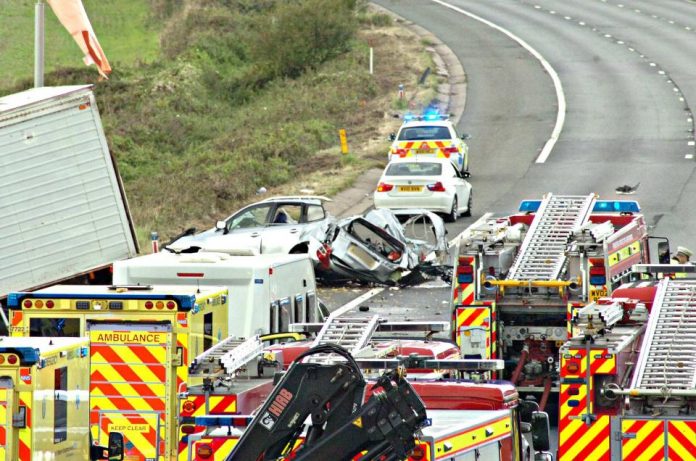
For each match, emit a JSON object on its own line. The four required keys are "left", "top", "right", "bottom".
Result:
{"left": 0, "top": 336, "right": 123, "bottom": 461}
{"left": 112, "top": 251, "right": 321, "bottom": 338}
{"left": 7, "top": 284, "right": 229, "bottom": 461}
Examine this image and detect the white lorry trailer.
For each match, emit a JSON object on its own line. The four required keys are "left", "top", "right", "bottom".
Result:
{"left": 0, "top": 85, "right": 138, "bottom": 306}
{"left": 112, "top": 251, "right": 320, "bottom": 338}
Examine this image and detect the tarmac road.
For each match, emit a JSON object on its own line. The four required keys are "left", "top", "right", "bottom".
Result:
{"left": 373, "top": 0, "right": 696, "bottom": 251}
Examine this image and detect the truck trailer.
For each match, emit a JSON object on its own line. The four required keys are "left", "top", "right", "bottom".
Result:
{"left": 0, "top": 85, "right": 137, "bottom": 312}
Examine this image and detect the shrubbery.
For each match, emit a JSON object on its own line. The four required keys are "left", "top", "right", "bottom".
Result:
{"left": 7, "top": 0, "right": 372, "bottom": 241}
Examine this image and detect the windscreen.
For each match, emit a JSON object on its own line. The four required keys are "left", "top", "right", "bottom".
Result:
{"left": 386, "top": 162, "right": 442, "bottom": 176}
{"left": 398, "top": 125, "right": 450, "bottom": 140}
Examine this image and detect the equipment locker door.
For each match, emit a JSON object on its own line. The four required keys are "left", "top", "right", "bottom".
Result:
{"left": 88, "top": 323, "right": 172, "bottom": 461}
{"left": 0, "top": 378, "right": 13, "bottom": 461}
{"left": 614, "top": 417, "right": 696, "bottom": 461}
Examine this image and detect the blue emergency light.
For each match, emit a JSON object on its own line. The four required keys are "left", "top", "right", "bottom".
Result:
{"left": 517, "top": 200, "right": 641, "bottom": 213}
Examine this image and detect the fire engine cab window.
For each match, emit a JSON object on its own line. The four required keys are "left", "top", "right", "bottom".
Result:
{"left": 398, "top": 126, "right": 450, "bottom": 140}
{"left": 54, "top": 366, "right": 68, "bottom": 444}
{"left": 29, "top": 318, "right": 80, "bottom": 337}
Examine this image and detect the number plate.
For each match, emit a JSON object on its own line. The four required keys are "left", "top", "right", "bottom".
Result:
{"left": 398, "top": 185, "right": 423, "bottom": 192}
{"left": 415, "top": 148, "right": 434, "bottom": 154}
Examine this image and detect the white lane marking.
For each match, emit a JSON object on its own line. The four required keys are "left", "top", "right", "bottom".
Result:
{"left": 332, "top": 287, "right": 385, "bottom": 316}
{"left": 686, "top": 154, "right": 694, "bottom": 159}
{"left": 429, "top": 0, "right": 566, "bottom": 164}
{"left": 689, "top": 141, "right": 695, "bottom": 146}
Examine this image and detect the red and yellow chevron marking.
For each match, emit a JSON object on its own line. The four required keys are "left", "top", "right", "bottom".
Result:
{"left": 558, "top": 416, "right": 610, "bottom": 461}
{"left": 668, "top": 420, "right": 696, "bottom": 460}
{"left": 17, "top": 393, "right": 31, "bottom": 461}
{"left": 89, "top": 330, "right": 169, "bottom": 459}
{"left": 432, "top": 414, "right": 511, "bottom": 459}
{"left": 621, "top": 419, "right": 664, "bottom": 461}
{"left": 0, "top": 389, "right": 7, "bottom": 461}
{"left": 189, "top": 438, "right": 239, "bottom": 461}
{"left": 452, "top": 258, "right": 475, "bottom": 307}
{"left": 394, "top": 140, "right": 455, "bottom": 154}
{"left": 558, "top": 347, "right": 616, "bottom": 461}
{"left": 562, "top": 348, "right": 616, "bottom": 380}
{"left": 489, "top": 302, "right": 497, "bottom": 359}
{"left": 181, "top": 395, "right": 238, "bottom": 418}
{"left": 455, "top": 306, "right": 489, "bottom": 351}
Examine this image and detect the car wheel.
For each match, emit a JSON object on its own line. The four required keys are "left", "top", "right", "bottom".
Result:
{"left": 446, "top": 196, "right": 459, "bottom": 223}
{"left": 463, "top": 191, "right": 472, "bottom": 217}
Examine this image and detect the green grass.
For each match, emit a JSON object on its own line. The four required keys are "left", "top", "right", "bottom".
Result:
{"left": 0, "top": 0, "right": 160, "bottom": 87}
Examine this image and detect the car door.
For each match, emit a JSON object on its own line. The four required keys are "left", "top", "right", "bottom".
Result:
{"left": 259, "top": 203, "right": 305, "bottom": 253}
{"left": 446, "top": 162, "right": 466, "bottom": 206}
{"left": 206, "top": 203, "right": 274, "bottom": 254}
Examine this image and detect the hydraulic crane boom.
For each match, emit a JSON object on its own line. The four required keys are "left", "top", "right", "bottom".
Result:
{"left": 226, "top": 344, "right": 428, "bottom": 461}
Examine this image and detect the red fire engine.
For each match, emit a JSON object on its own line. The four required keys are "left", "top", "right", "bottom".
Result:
{"left": 558, "top": 270, "right": 696, "bottom": 461}
{"left": 451, "top": 193, "right": 653, "bottom": 407}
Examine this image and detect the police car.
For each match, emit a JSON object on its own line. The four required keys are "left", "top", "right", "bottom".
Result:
{"left": 388, "top": 112, "right": 470, "bottom": 174}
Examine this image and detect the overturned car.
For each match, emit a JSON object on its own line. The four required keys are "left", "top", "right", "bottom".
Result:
{"left": 309, "top": 209, "right": 449, "bottom": 284}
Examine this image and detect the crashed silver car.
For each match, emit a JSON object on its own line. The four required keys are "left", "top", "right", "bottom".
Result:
{"left": 309, "top": 209, "right": 448, "bottom": 284}
{"left": 167, "top": 196, "right": 332, "bottom": 255}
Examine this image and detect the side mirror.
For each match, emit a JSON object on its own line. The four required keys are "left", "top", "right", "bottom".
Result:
{"left": 215, "top": 220, "right": 227, "bottom": 232}
{"left": 461, "top": 133, "right": 471, "bottom": 140}
{"left": 108, "top": 432, "right": 124, "bottom": 461}
{"left": 388, "top": 133, "right": 396, "bottom": 142}
{"left": 531, "top": 411, "right": 551, "bottom": 452}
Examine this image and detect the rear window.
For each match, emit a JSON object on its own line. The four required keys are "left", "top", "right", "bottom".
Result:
{"left": 398, "top": 126, "right": 451, "bottom": 140}
{"left": 386, "top": 163, "right": 442, "bottom": 176}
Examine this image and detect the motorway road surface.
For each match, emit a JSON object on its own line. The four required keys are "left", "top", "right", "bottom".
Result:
{"left": 373, "top": 0, "right": 696, "bottom": 252}
{"left": 321, "top": 0, "right": 696, "bottom": 450}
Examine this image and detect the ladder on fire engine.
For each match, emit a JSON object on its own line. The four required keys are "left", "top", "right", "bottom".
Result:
{"left": 506, "top": 193, "right": 595, "bottom": 281}
{"left": 306, "top": 310, "right": 380, "bottom": 364}
{"left": 188, "top": 335, "right": 265, "bottom": 377}
{"left": 632, "top": 279, "right": 696, "bottom": 391}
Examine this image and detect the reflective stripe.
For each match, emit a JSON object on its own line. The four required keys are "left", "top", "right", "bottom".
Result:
{"left": 17, "top": 393, "right": 31, "bottom": 461}
{"left": 432, "top": 415, "right": 511, "bottom": 459}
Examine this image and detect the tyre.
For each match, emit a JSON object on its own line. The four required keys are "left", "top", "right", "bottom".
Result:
{"left": 446, "top": 196, "right": 458, "bottom": 222}
{"left": 463, "top": 191, "right": 472, "bottom": 217}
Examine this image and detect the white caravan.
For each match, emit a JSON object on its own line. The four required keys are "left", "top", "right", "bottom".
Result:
{"left": 112, "top": 251, "right": 319, "bottom": 338}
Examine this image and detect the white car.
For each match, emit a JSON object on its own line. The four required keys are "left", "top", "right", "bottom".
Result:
{"left": 168, "top": 196, "right": 332, "bottom": 254}
{"left": 373, "top": 158, "right": 472, "bottom": 222}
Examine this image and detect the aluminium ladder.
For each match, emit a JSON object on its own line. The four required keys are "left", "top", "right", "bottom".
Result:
{"left": 188, "top": 335, "right": 265, "bottom": 377}
{"left": 632, "top": 279, "right": 696, "bottom": 391}
{"left": 506, "top": 193, "right": 595, "bottom": 281}
{"left": 306, "top": 310, "right": 380, "bottom": 364}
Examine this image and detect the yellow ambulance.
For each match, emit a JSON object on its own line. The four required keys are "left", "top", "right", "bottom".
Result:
{"left": 7, "top": 284, "right": 229, "bottom": 461}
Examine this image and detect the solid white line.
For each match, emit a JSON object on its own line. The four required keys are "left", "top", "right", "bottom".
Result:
{"left": 332, "top": 287, "right": 385, "bottom": 317}
{"left": 429, "top": 0, "right": 566, "bottom": 164}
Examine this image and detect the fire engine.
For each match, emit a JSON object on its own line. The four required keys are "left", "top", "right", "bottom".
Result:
{"left": 7, "top": 284, "right": 230, "bottom": 461}
{"left": 0, "top": 336, "right": 123, "bottom": 461}
{"left": 177, "top": 303, "right": 554, "bottom": 460}
{"left": 450, "top": 193, "right": 652, "bottom": 404}
{"left": 558, "top": 270, "right": 696, "bottom": 461}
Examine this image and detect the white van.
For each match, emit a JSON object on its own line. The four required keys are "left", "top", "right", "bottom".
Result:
{"left": 112, "top": 251, "right": 320, "bottom": 338}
